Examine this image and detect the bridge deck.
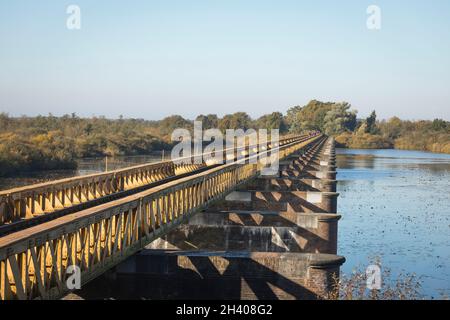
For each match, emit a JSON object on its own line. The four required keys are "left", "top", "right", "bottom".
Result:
{"left": 0, "top": 133, "right": 326, "bottom": 300}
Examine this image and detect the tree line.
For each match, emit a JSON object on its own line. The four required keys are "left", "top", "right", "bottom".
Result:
{"left": 0, "top": 102, "right": 448, "bottom": 176}
{"left": 284, "top": 100, "right": 449, "bottom": 153}
{"left": 0, "top": 111, "right": 288, "bottom": 176}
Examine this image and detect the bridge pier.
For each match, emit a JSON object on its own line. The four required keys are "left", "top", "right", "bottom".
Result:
{"left": 205, "top": 190, "right": 339, "bottom": 214}
{"left": 147, "top": 211, "right": 341, "bottom": 254}
{"left": 241, "top": 177, "right": 337, "bottom": 193}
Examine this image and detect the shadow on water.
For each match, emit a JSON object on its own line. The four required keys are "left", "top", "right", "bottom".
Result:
{"left": 75, "top": 253, "right": 318, "bottom": 300}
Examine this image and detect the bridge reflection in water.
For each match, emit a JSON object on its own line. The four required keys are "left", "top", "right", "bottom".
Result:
{"left": 0, "top": 133, "right": 344, "bottom": 300}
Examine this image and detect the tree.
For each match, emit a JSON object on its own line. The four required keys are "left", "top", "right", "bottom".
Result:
{"left": 0, "top": 113, "right": 10, "bottom": 132}
{"left": 218, "top": 112, "right": 252, "bottom": 131}
{"left": 343, "top": 105, "right": 358, "bottom": 132}
{"left": 286, "top": 100, "right": 335, "bottom": 133}
{"left": 159, "top": 115, "right": 193, "bottom": 135}
{"left": 323, "top": 102, "right": 358, "bottom": 136}
{"left": 431, "top": 119, "right": 448, "bottom": 131}
{"left": 365, "top": 110, "right": 378, "bottom": 134}
{"left": 255, "top": 112, "right": 288, "bottom": 133}
{"left": 83, "top": 123, "right": 94, "bottom": 136}
{"left": 195, "top": 114, "right": 218, "bottom": 129}
{"left": 285, "top": 105, "right": 303, "bottom": 133}
{"left": 381, "top": 116, "right": 403, "bottom": 139}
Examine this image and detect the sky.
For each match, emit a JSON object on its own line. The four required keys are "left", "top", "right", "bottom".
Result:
{"left": 0, "top": 0, "right": 449, "bottom": 121}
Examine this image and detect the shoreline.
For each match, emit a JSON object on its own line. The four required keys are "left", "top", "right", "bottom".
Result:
{"left": 1, "top": 146, "right": 450, "bottom": 179}
{"left": 336, "top": 146, "right": 450, "bottom": 156}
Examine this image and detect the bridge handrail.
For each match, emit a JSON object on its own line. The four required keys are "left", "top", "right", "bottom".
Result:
{"left": 0, "top": 133, "right": 307, "bottom": 195}
{"left": 0, "top": 133, "right": 315, "bottom": 226}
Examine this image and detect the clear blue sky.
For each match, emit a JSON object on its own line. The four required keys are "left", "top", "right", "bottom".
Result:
{"left": 0, "top": 0, "right": 449, "bottom": 120}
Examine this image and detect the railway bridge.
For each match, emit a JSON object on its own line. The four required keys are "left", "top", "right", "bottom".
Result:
{"left": 0, "top": 132, "right": 343, "bottom": 300}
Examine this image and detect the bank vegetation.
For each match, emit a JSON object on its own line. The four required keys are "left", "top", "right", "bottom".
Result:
{"left": 0, "top": 112, "right": 288, "bottom": 176}
{"left": 285, "top": 100, "right": 450, "bottom": 154}
{"left": 0, "top": 101, "right": 448, "bottom": 176}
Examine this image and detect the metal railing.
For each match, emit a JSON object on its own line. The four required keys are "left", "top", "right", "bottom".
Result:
{"left": 0, "top": 134, "right": 313, "bottom": 227}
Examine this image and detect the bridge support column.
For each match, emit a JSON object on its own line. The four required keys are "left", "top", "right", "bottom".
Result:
{"left": 320, "top": 192, "right": 339, "bottom": 214}
{"left": 307, "top": 259, "right": 342, "bottom": 298}
{"left": 315, "top": 179, "right": 337, "bottom": 192}
{"left": 313, "top": 171, "right": 337, "bottom": 180}
{"left": 317, "top": 215, "right": 340, "bottom": 254}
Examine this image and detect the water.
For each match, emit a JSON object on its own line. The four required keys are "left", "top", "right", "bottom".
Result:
{"left": 337, "top": 148, "right": 450, "bottom": 299}
{"left": 0, "top": 154, "right": 164, "bottom": 191}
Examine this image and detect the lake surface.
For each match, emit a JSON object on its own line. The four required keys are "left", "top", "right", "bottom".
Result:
{"left": 337, "top": 148, "right": 450, "bottom": 299}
